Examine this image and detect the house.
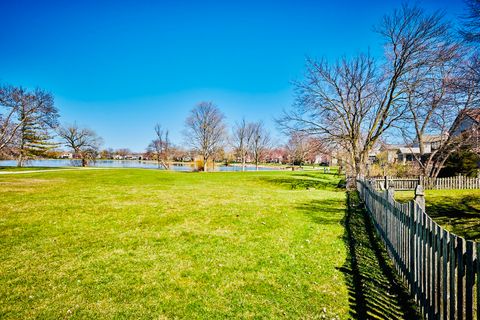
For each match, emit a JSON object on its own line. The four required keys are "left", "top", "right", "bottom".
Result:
{"left": 450, "top": 108, "right": 480, "bottom": 154}
{"left": 59, "top": 152, "right": 73, "bottom": 159}
{"left": 412, "top": 134, "right": 448, "bottom": 152}
{"left": 397, "top": 147, "right": 421, "bottom": 164}
{"left": 380, "top": 144, "right": 403, "bottom": 163}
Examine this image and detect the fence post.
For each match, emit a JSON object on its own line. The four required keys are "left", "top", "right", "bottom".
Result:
{"left": 414, "top": 185, "right": 425, "bottom": 212}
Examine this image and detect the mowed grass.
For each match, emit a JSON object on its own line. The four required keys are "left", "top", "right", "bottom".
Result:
{"left": 395, "top": 189, "right": 480, "bottom": 241}
{"left": 0, "top": 169, "right": 349, "bottom": 319}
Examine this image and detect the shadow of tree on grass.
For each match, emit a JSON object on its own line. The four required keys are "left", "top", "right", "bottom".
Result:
{"left": 296, "top": 199, "right": 346, "bottom": 225}
{"left": 339, "top": 192, "right": 420, "bottom": 319}
{"left": 260, "top": 172, "right": 342, "bottom": 190}
{"left": 426, "top": 195, "right": 480, "bottom": 241}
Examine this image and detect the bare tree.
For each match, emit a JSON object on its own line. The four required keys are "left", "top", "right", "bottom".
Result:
{"left": 0, "top": 85, "right": 58, "bottom": 155}
{"left": 148, "top": 124, "right": 170, "bottom": 169}
{"left": 461, "top": 0, "right": 480, "bottom": 43}
{"left": 278, "top": 5, "right": 454, "bottom": 177}
{"left": 57, "top": 123, "right": 102, "bottom": 167}
{"left": 16, "top": 89, "right": 59, "bottom": 167}
{"left": 231, "top": 118, "right": 254, "bottom": 171}
{"left": 399, "top": 46, "right": 480, "bottom": 178}
{"left": 184, "top": 102, "right": 226, "bottom": 171}
{"left": 249, "top": 121, "right": 270, "bottom": 171}
{"left": 115, "top": 148, "right": 131, "bottom": 159}
{"left": 285, "top": 131, "right": 326, "bottom": 166}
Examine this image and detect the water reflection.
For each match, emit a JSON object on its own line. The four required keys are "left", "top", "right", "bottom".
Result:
{"left": 0, "top": 159, "right": 279, "bottom": 172}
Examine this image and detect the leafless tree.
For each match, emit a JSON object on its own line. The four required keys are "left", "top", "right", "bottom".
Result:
{"left": 278, "top": 4, "right": 454, "bottom": 177}
{"left": 249, "top": 121, "right": 270, "bottom": 170}
{"left": 115, "top": 148, "right": 131, "bottom": 159}
{"left": 399, "top": 45, "right": 480, "bottom": 178}
{"left": 184, "top": 102, "right": 226, "bottom": 171}
{"left": 16, "top": 89, "right": 59, "bottom": 167}
{"left": 57, "top": 123, "right": 102, "bottom": 167}
{"left": 0, "top": 85, "right": 58, "bottom": 157}
{"left": 460, "top": 0, "right": 480, "bottom": 43}
{"left": 231, "top": 118, "right": 254, "bottom": 171}
{"left": 285, "top": 131, "right": 326, "bottom": 166}
{"left": 148, "top": 124, "right": 170, "bottom": 169}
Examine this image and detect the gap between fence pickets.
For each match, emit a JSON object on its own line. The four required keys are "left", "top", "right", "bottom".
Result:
{"left": 357, "top": 178, "right": 479, "bottom": 320}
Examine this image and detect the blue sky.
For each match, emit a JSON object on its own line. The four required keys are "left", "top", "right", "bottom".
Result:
{"left": 0, "top": 0, "right": 466, "bottom": 151}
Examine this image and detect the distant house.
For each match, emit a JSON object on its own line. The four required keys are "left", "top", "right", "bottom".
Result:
{"left": 450, "top": 108, "right": 480, "bottom": 154}
{"left": 59, "top": 152, "right": 73, "bottom": 159}
{"left": 413, "top": 134, "right": 448, "bottom": 152}
{"left": 397, "top": 147, "right": 422, "bottom": 164}
{"left": 265, "top": 148, "right": 286, "bottom": 164}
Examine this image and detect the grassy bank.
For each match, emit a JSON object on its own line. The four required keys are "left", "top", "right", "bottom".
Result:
{"left": 0, "top": 169, "right": 349, "bottom": 319}
{"left": 395, "top": 189, "right": 480, "bottom": 241}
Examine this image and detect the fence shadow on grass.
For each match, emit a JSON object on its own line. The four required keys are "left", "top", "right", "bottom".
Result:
{"left": 339, "top": 191, "right": 420, "bottom": 320}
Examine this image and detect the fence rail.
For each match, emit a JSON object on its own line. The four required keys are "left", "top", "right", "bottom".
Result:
{"left": 372, "top": 175, "right": 480, "bottom": 191}
{"left": 357, "top": 179, "right": 479, "bottom": 320}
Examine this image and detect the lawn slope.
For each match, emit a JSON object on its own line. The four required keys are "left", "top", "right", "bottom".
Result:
{"left": 0, "top": 169, "right": 349, "bottom": 319}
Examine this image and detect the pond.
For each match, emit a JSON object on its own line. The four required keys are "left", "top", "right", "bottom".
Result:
{"left": 0, "top": 159, "right": 280, "bottom": 172}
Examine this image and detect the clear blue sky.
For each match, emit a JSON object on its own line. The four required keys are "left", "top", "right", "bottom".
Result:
{"left": 0, "top": 0, "right": 466, "bottom": 151}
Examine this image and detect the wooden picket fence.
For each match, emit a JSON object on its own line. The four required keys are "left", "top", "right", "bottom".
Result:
{"left": 357, "top": 178, "right": 479, "bottom": 320}
{"left": 372, "top": 175, "right": 480, "bottom": 191}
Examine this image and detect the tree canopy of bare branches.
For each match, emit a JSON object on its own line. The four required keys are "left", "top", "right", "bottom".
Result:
{"left": 461, "top": 0, "right": 480, "bottom": 43}
{"left": 278, "top": 4, "right": 456, "bottom": 177}
{"left": 184, "top": 102, "right": 226, "bottom": 171}
{"left": 0, "top": 85, "right": 58, "bottom": 158}
{"left": 285, "top": 131, "right": 326, "bottom": 166}
{"left": 249, "top": 121, "right": 270, "bottom": 170}
{"left": 231, "top": 118, "right": 254, "bottom": 171}
{"left": 57, "top": 123, "right": 102, "bottom": 167}
{"left": 148, "top": 124, "right": 170, "bottom": 169}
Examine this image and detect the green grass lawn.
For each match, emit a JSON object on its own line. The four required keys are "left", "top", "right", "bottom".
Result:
{"left": 395, "top": 189, "right": 480, "bottom": 241}
{"left": 0, "top": 169, "right": 349, "bottom": 319}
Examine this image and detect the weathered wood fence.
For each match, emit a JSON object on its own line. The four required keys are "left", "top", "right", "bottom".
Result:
{"left": 357, "top": 179, "right": 479, "bottom": 320}
{"left": 372, "top": 175, "right": 480, "bottom": 191}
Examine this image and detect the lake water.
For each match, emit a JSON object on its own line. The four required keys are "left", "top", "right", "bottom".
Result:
{"left": 0, "top": 159, "right": 280, "bottom": 172}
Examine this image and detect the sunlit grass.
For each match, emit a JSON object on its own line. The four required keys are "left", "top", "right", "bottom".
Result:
{"left": 0, "top": 169, "right": 349, "bottom": 319}
{"left": 395, "top": 189, "right": 480, "bottom": 241}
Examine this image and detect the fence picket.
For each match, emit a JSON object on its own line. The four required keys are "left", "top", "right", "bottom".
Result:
{"left": 356, "top": 179, "right": 478, "bottom": 320}
{"left": 372, "top": 175, "right": 480, "bottom": 191}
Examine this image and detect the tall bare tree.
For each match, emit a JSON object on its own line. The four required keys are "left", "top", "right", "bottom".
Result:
{"left": 231, "top": 118, "right": 254, "bottom": 171}
{"left": 461, "top": 0, "right": 480, "bottom": 43}
{"left": 57, "top": 123, "right": 102, "bottom": 167}
{"left": 285, "top": 131, "right": 326, "bottom": 166}
{"left": 0, "top": 85, "right": 58, "bottom": 156}
{"left": 148, "top": 124, "right": 170, "bottom": 169}
{"left": 400, "top": 47, "right": 480, "bottom": 178}
{"left": 278, "top": 5, "right": 454, "bottom": 177}
{"left": 184, "top": 102, "right": 226, "bottom": 171}
{"left": 249, "top": 121, "right": 270, "bottom": 171}
{"left": 16, "top": 89, "right": 59, "bottom": 167}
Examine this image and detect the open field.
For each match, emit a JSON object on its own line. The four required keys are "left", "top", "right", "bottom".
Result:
{"left": 0, "top": 169, "right": 350, "bottom": 319}
{"left": 395, "top": 189, "right": 480, "bottom": 241}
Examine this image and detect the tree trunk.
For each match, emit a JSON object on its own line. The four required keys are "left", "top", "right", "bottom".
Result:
{"left": 17, "top": 152, "right": 24, "bottom": 167}
{"left": 81, "top": 158, "right": 87, "bottom": 167}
